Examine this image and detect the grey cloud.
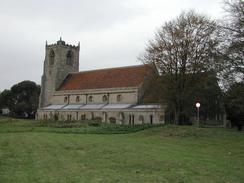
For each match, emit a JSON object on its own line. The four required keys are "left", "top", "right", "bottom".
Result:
{"left": 0, "top": 0, "right": 223, "bottom": 91}
{"left": 0, "top": 0, "right": 142, "bottom": 31}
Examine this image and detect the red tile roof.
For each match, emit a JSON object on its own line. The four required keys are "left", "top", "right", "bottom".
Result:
{"left": 58, "top": 65, "right": 150, "bottom": 91}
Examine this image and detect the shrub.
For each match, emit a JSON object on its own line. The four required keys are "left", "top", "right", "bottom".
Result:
{"left": 94, "top": 117, "right": 102, "bottom": 122}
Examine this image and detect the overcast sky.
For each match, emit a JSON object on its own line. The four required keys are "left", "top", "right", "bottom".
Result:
{"left": 0, "top": 0, "right": 225, "bottom": 91}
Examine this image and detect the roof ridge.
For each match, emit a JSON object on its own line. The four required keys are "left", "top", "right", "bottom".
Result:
{"left": 69, "top": 64, "right": 147, "bottom": 75}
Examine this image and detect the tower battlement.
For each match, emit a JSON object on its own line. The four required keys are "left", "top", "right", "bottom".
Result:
{"left": 46, "top": 37, "right": 80, "bottom": 49}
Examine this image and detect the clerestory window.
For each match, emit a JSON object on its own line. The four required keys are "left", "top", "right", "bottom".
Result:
{"left": 88, "top": 96, "right": 93, "bottom": 102}
{"left": 64, "top": 96, "right": 68, "bottom": 103}
{"left": 76, "top": 96, "right": 80, "bottom": 103}
{"left": 102, "top": 95, "right": 108, "bottom": 102}
{"left": 117, "top": 95, "right": 122, "bottom": 102}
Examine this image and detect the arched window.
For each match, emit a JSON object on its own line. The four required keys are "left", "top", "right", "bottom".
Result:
{"left": 44, "top": 114, "right": 48, "bottom": 120}
{"left": 81, "top": 114, "right": 86, "bottom": 120}
{"left": 150, "top": 115, "right": 153, "bottom": 124}
{"left": 88, "top": 96, "right": 93, "bottom": 102}
{"left": 67, "top": 114, "right": 72, "bottom": 121}
{"left": 139, "top": 115, "right": 144, "bottom": 124}
{"left": 49, "top": 112, "right": 53, "bottom": 120}
{"left": 102, "top": 95, "right": 108, "bottom": 102}
{"left": 66, "top": 50, "right": 73, "bottom": 65}
{"left": 49, "top": 49, "right": 55, "bottom": 65}
{"left": 76, "top": 96, "right": 80, "bottom": 103}
{"left": 117, "top": 95, "right": 122, "bottom": 102}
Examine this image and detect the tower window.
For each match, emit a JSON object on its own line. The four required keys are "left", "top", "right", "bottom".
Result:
{"left": 49, "top": 49, "right": 55, "bottom": 65}
{"left": 64, "top": 96, "right": 68, "bottom": 103}
{"left": 102, "top": 95, "right": 108, "bottom": 102}
{"left": 66, "top": 50, "right": 73, "bottom": 66}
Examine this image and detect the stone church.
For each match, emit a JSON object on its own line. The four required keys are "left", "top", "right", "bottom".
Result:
{"left": 36, "top": 38, "right": 165, "bottom": 124}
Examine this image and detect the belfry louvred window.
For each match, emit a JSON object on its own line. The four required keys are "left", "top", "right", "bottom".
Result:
{"left": 49, "top": 49, "right": 55, "bottom": 65}
{"left": 66, "top": 50, "right": 73, "bottom": 65}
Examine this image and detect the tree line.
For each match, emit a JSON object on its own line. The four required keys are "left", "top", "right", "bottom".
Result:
{"left": 0, "top": 81, "right": 40, "bottom": 118}
{"left": 140, "top": 0, "right": 244, "bottom": 129}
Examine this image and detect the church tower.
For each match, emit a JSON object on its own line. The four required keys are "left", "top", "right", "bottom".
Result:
{"left": 39, "top": 38, "right": 80, "bottom": 108}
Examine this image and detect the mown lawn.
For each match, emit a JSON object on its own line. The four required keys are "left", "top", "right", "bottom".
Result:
{"left": 0, "top": 117, "right": 243, "bottom": 183}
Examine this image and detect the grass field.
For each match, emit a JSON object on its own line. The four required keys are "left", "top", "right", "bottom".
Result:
{"left": 0, "top": 117, "right": 243, "bottom": 183}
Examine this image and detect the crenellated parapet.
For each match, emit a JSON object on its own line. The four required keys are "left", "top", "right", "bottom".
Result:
{"left": 46, "top": 37, "right": 80, "bottom": 49}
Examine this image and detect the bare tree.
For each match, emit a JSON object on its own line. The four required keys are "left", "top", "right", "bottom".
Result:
{"left": 221, "top": 0, "right": 244, "bottom": 85}
{"left": 140, "top": 11, "right": 220, "bottom": 124}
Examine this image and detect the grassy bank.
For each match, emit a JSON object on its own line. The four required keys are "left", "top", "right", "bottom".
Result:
{"left": 0, "top": 117, "right": 243, "bottom": 182}
{"left": 0, "top": 117, "right": 161, "bottom": 134}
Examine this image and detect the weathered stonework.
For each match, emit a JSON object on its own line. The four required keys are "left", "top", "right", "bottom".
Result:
{"left": 39, "top": 38, "right": 79, "bottom": 108}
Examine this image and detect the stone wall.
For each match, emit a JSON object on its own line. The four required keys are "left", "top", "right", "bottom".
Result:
{"left": 36, "top": 108, "right": 165, "bottom": 125}
{"left": 51, "top": 88, "right": 138, "bottom": 105}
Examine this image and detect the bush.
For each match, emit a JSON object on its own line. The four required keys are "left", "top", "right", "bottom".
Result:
{"left": 94, "top": 117, "right": 102, "bottom": 122}
{"left": 88, "top": 121, "right": 101, "bottom": 127}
